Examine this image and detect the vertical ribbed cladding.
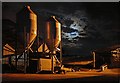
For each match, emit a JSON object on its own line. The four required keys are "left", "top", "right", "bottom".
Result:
{"left": 16, "top": 6, "right": 37, "bottom": 54}
{"left": 45, "top": 16, "right": 61, "bottom": 53}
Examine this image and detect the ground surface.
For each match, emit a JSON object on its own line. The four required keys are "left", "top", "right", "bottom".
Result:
{"left": 1, "top": 68, "right": 120, "bottom": 83}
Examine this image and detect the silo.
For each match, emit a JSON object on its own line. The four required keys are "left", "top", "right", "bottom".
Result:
{"left": 16, "top": 5, "right": 37, "bottom": 73}
{"left": 44, "top": 16, "right": 61, "bottom": 73}
{"left": 16, "top": 6, "right": 37, "bottom": 54}
{"left": 45, "top": 16, "right": 61, "bottom": 53}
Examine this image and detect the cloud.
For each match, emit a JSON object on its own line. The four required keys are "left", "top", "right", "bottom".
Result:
{"left": 62, "top": 31, "right": 80, "bottom": 41}
{"left": 37, "top": 7, "right": 104, "bottom": 49}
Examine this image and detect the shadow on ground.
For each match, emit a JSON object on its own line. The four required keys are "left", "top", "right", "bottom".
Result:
{"left": 2, "top": 75, "right": 119, "bottom": 83}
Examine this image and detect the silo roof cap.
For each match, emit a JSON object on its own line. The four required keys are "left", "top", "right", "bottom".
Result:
{"left": 46, "top": 16, "right": 60, "bottom": 23}
{"left": 16, "top": 5, "right": 35, "bottom": 16}
{"left": 25, "top": 5, "right": 30, "bottom": 9}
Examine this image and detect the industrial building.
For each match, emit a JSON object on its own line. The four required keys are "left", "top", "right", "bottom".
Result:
{"left": 92, "top": 45, "right": 120, "bottom": 70}
{"left": 2, "top": 5, "right": 66, "bottom": 74}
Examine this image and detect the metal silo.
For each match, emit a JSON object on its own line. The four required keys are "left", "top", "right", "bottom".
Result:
{"left": 16, "top": 6, "right": 37, "bottom": 54}
{"left": 45, "top": 16, "right": 61, "bottom": 53}
{"left": 16, "top": 6, "right": 37, "bottom": 73}
{"left": 43, "top": 16, "right": 62, "bottom": 73}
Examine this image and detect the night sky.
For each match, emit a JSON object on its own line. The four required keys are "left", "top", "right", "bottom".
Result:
{"left": 2, "top": 2, "right": 120, "bottom": 56}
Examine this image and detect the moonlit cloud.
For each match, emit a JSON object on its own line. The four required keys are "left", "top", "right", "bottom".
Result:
{"left": 37, "top": 8, "right": 103, "bottom": 48}
{"left": 70, "top": 16, "right": 88, "bottom": 32}
{"left": 62, "top": 31, "right": 80, "bottom": 41}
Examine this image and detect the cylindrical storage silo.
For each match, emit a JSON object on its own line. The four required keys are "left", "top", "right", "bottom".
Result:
{"left": 16, "top": 6, "right": 37, "bottom": 54}
{"left": 45, "top": 16, "right": 61, "bottom": 53}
